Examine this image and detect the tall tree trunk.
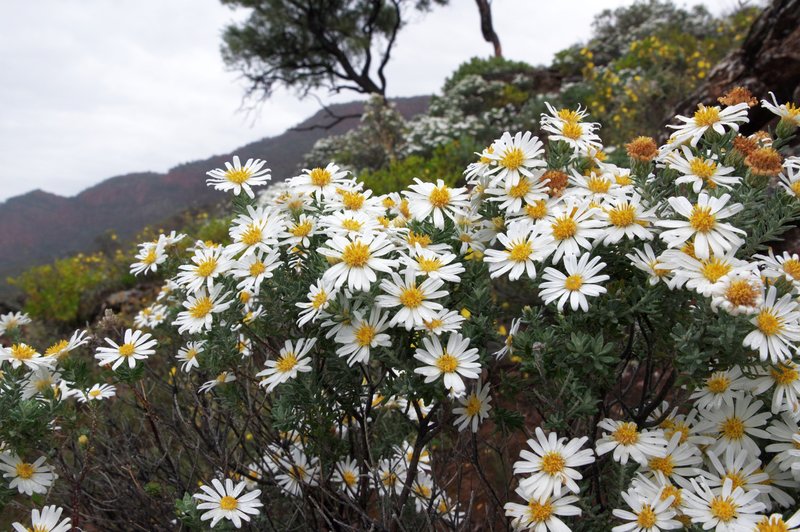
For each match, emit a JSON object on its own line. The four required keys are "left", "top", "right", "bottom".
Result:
{"left": 474, "top": 0, "right": 502, "bottom": 58}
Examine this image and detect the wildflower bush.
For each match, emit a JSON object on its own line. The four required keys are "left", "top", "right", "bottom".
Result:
{"left": 3, "top": 88, "right": 800, "bottom": 531}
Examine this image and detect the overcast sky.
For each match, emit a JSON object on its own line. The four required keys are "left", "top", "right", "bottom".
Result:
{"left": 0, "top": 0, "right": 741, "bottom": 202}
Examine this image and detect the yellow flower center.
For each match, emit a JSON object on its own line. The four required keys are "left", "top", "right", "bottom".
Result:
{"left": 118, "top": 343, "right": 136, "bottom": 358}
{"left": 407, "top": 231, "right": 432, "bottom": 247}
{"left": 757, "top": 309, "right": 783, "bottom": 336}
{"left": 342, "top": 470, "right": 357, "bottom": 487}
{"left": 15, "top": 462, "right": 34, "bottom": 479}
{"left": 783, "top": 258, "right": 800, "bottom": 280}
{"left": 143, "top": 248, "right": 158, "bottom": 264}
{"left": 561, "top": 121, "right": 583, "bottom": 140}
{"left": 89, "top": 388, "right": 103, "bottom": 398}
{"left": 725, "top": 280, "right": 760, "bottom": 307}
{"left": 694, "top": 105, "right": 721, "bottom": 127}
{"left": 661, "top": 485, "right": 682, "bottom": 507}
{"left": 276, "top": 353, "right": 298, "bottom": 373}
{"left": 399, "top": 285, "right": 424, "bottom": 308}
{"left": 586, "top": 175, "right": 611, "bottom": 194}
{"left": 341, "top": 191, "right": 365, "bottom": 211}
{"left": 341, "top": 241, "right": 371, "bottom": 267}
{"left": 500, "top": 147, "right": 525, "bottom": 170}
{"left": 10, "top": 344, "right": 36, "bottom": 360}
{"left": 309, "top": 167, "right": 332, "bottom": 187}
{"left": 564, "top": 274, "right": 583, "bottom": 291}
{"left": 701, "top": 258, "right": 731, "bottom": 282}
{"left": 608, "top": 204, "right": 636, "bottom": 227}
{"left": 709, "top": 496, "right": 737, "bottom": 522}
{"left": 292, "top": 220, "right": 313, "bottom": 238}
{"left": 771, "top": 364, "right": 799, "bottom": 386}
{"left": 418, "top": 256, "right": 442, "bottom": 272}
{"left": 311, "top": 290, "right": 328, "bottom": 309}
{"left": 184, "top": 348, "right": 199, "bottom": 360}
{"left": 689, "top": 158, "right": 718, "bottom": 181}
{"left": 648, "top": 455, "right": 675, "bottom": 476}
{"left": 219, "top": 495, "right": 239, "bottom": 510}
{"left": 756, "top": 516, "right": 790, "bottom": 532}
{"left": 706, "top": 374, "right": 730, "bottom": 394}
{"left": 541, "top": 451, "right": 566, "bottom": 475}
{"left": 720, "top": 416, "right": 745, "bottom": 440}
{"left": 791, "top": 181, "right": 800, "bottom": 197}
{"left": 637, "top": 505, "right": 658, "bottom": 528}
{"left": 355, "top": 324, "right": 377, "bottom": 347}
{"left": 558, "top": 109, "right": 582, "bottom": 121}
{"left": 341, "top": 218, "right": 363, "bottom": 232}
{"left": 465, "top": 395, "right": 482, "bottom": 416}
{"left": 722, "top": 471, "right": 746, "bottom": 490}
{"left": 429, "top": 186, "right": 451, "bottom": 208}
{"left": 189, "top": 296, "right": 214, "bottom": 319}
{"left": 508, "top": 178, "right": 531, "bottom": 198}
{"left": 240, "top": 224, "right": 263, "bottom": 246}
{"left": 45, "top": 340, "right": 69, "bottom": 357}
{"left": 413, "top": 483, "right": 432, "bottom": 498}
{"left": 423, "top": 318, "right": 443, "bottom": 331}
{"left": 525, "top": 201, "right": 548, "bottom": 220}
{"left": 551, "top": 216, "right": 577, "bottom": 240}
{"left": 249, "top": 261, "right": 266, "bottom": 276}
{"left": 196, "top": 258, "right": 218, "bottom": 278}
{"left": 689, "top": 205, "right": 716, "bottom": 233}
{"left": 612, "top": 422, "right": 639, "bottom": 445}
{"left": 436, "top": 352, "right": 459, "bottom": 373}
{"left": 225, "top": 168, "right": 252, "bottom": 185}
{"left": 508, "top": 241, "right": 532, "bottom": 262}
{"left": 527, "top": 499, "right": 554, "bottom": 523}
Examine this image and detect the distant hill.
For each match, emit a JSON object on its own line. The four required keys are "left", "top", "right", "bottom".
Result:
{"left": 0, "top": 96, "right": 430, "bottom": 294}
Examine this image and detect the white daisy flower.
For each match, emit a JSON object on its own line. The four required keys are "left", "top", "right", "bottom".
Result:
{"left": 256, "top": 338, "right": 316, "bottom": 392}
{"left": 176, "top": 341, "right": 206, "bottom": 373}
{"left": 504, "top": 486, "right": 582, "bottom": 531}
{"left": 206, "top": 155, "right": 270, "bottom": 199}
{"left": 226, "top": 205, "right": 284, "bottom": 257}
{"left": 198, "top": 372, "right": 236, "bottom": 393}
{"left": 690, "top": 366, "right": 748, "bottom": 411}
{"left": 566, "top": 170, "right": 620, "bottom": 204}
{"left": 333, "top": 308, "right": 391, "bottom": 366}
{"left": 743, "top": 285, "right": 800, "bottom": 364}
{"left": 668, "top": 146, "right": 741, "bottom": 193}
{"left": 275, "top": 449, "right": 318, "bottom": 496}
{"left": 709, "top": 269, "right": 765, "bottom": 316}
{"left": 94, "top": 329, "right": 157, "bottom": 370}
{"left": 0, "top": 311, "right": 31, "bottom": 336}
{"left": 176, "top": 246, "right": 234, "bottom": 293}
{"left": 0, "top": 343, "right": 53, "bottom": 371}
{"left": 765, "top": 413, "right": 800, "bottom": 474}
{"left": 0, "top": 453, "right": 56, "bottom": 495}
{"left": 485, "top": 173, "right": 549, "bottom": 214}
{"left": 778, "top": 157, "right": 800, "bottom": 198}
{"left": 641, "top": 432, "right": 702, "bottom": 486}
{"left": 193, "top": 478, "right": 262, "bottom": 529}
{"left": 230, "top": 250, "right": 282, "bottom": 294}
{"left": 494, "top": 317, "right": 521, "bottom": 359}
{"left": 697, "top": 447, "right": 769, "bottom": 494}
{"left": 661, "top": 247, "right": 748, "bottom": 296}
{"left": 288, "top": 163, "right": 350, "bottom": 200}
{"left": 612, "top": 485, "right": 681, "bottom": 532}
{"left": 452, "top": 381, "right": 492, "bottom": 433}
{"left": 656, "top": 193, "right": 745, "bottom": 259}
{"left": 11, "top": 505, "right": 71, "bottom": 532}
{"left": 762, "top": 91, "right": 800, "bottom": 127}
{"left": 666, "top": 102, "right": 750, "bottom": 147}
{"left": 693, "top": 392, "right": 771, "bottom": 457}
{"left": 751, "top": 362, "right": 800, "bottom": 415}
{"left": 130, "top": 241, "right": 167, "bottom": 276}
{"left": 403, "top": 178, "right": 470, "bottom": 229}
{"left": 595, "top": 419, "right": 667, "bottom": 466}
{"left": 755, "top": 248, "right": 800, "bottom": 287}
{"left": 755, "top": 510, "right": 800, "bottom": 532}
{"left": 402, "top": 245, "right": 465, "bottom": 283}
{"left": 21, "top": 366, "right": 61, "bottom": 400}
{"left": 545, "top": 198, "right": 607, "bottom": 263}
{"left": 376, "top": 457, "right": 405, "bottom": 495}
{"left": 413, "top": 332, "right": 481, "bottom": 396}
{"left": 324, "top": 186, "right": 384, "bottom": 216}
{"left": 172, "top": 285, "right": 233, "bottom": 334}
{"left": 484, "top": 130, "right": 546, "bottom": 187}
{"left": 332, "top": 457, "right": 360, "bottom": 497}
{"left": 541, "top": 103, "right": 602, "bottom": 152}
{"left": 627, "top": 244, "right": 671, "bottom": 286}
{"left": 281, "top": 213, "right": 317, "bottom": 249}
{"left": 682, "top": 477, "right": 765, "bottom": 531}
{"left": 513, "top": 427, "right": 596, "bottom": 499}
{"left": 539, "top": 253, "right": 609, "bottom": 312}
{"left": 601, "top": 192, "right": 658, "bottom": 244}
{"left": 78, "top": 383, "right": 116, "bottom": 403}
{"left": 319, "top": 232, "right": 396, "bottom": 292}
{"left": 484, "top": 221, "right": 556, "bottom": 281}
{"left": 296, "top": 279, "right": 335, "bottom": 327}
{"left": 375, "top": 271, "right": 448, "bottom": 330}
{"left": 415, "top": 309, "right": 465, "bottom": 336}
{"left": 319, "top": 210, "right": 379, "bottom": 237}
